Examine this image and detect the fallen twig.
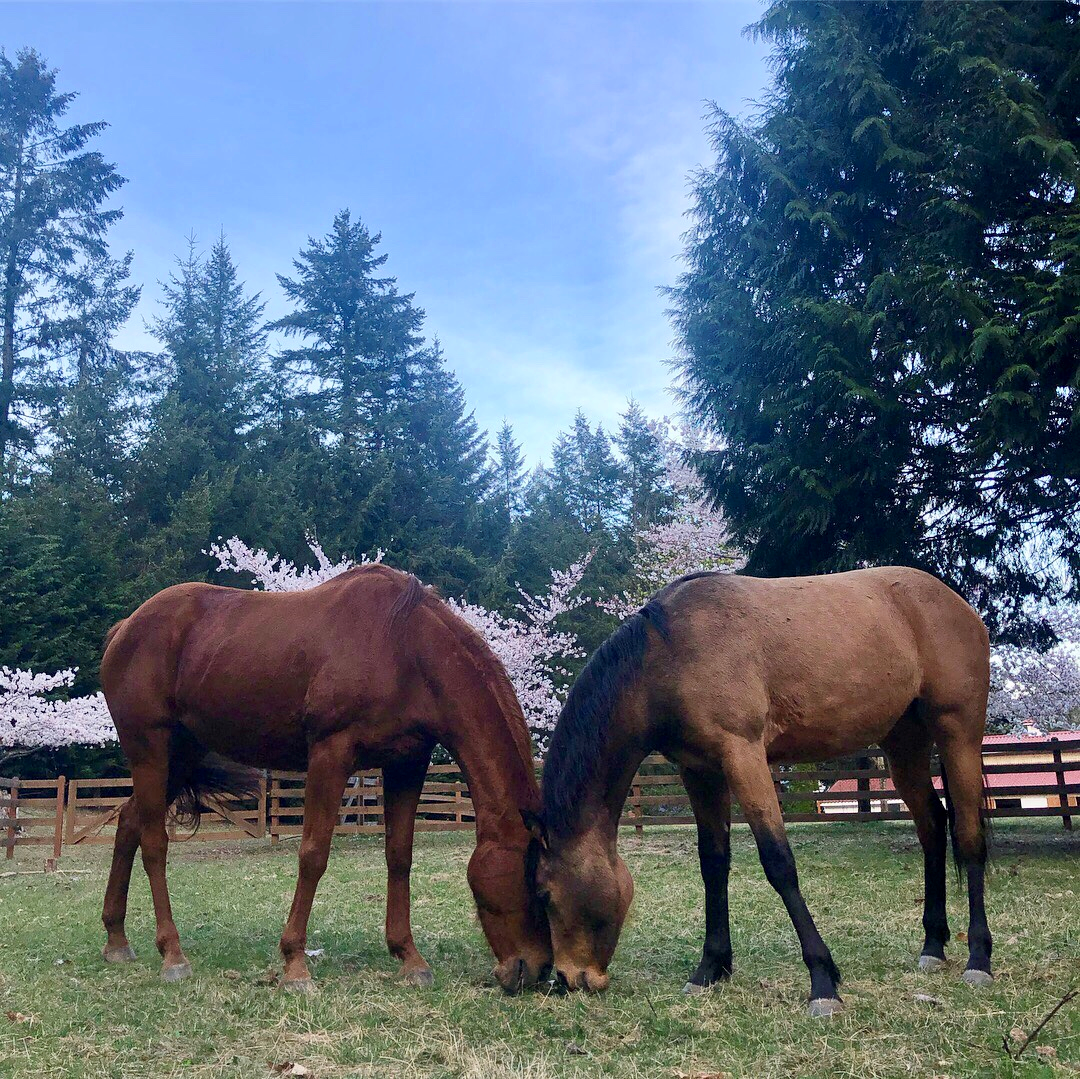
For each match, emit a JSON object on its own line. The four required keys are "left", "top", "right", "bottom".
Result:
{"left": 1003, "top": 987, "right": 1078, "bottom": 1059}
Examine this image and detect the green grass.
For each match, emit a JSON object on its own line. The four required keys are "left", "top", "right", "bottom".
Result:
{"left": 1, "top": 821, "right": 1077, "bottom": 1078}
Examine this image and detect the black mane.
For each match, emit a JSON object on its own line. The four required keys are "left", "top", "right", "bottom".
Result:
{"left": 541, "top": 598, "right": 669, "bottom": 838}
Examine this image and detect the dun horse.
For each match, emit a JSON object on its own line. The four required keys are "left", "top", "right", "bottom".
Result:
{"left": 525, "top": 567, "right": 992, "bottom": 1016}
{"left": 99, "top": 564, "right": 552, "bottom": 992}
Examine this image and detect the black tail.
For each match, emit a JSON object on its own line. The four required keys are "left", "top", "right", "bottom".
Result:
{"left": 940, "top": 763, "right": 992, "bottom": 886}
{"left": 168, "top": 752, "right": 263, "bottom": 832}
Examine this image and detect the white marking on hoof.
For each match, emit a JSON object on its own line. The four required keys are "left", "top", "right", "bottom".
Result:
{"left": 401, "top": 967, "right": 434, "bottom": 988}
{"left": 161, "top": 961, "right": 192, "bottom": 983}
{"left": 282, "top": 976, "right": 316, "bottom": 994}
{"left": 918, "top": 954, "right": 947, "bottom": 973}
{"left": 102, "top": 944, "right": 137, "bottom": 964}
{"left": 682, "top": 981, "right": 709, "bottom": 996}
{"left": 962, "top": 968, "right": 993, "bottom": 988}
{"left": 807, "top": 997, "right": 844, "bottom": 1018}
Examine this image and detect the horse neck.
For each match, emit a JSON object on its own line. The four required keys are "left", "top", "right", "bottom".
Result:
{"left": 431, "top": 627, "right": 540, "bottom": 845}
{"left": 560, "top": 692, "right": 654, "bottom": 850}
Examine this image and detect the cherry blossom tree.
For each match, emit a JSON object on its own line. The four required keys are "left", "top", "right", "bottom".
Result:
{"left": 603, "top": 419, "right": 745, "bottom": 619}
{"left": 210, "top": 535, "right": 590, "bottom": 749}
{"left": 988, "top": 604, "right": 1080, "bottom": 734}
{"left": 0, "top": 667, "right": 115, "bottom": 762}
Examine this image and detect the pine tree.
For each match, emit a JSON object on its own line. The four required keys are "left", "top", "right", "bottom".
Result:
{"left": 0, "top": 49, "right": 125, "bottom": 482}
{"left": 493, "top": 420, "right": 526, "bottom": 523}
{"left": 614, "top": 398, "right": 670, "bottom": 530}
{"left": 271, "top": 210, "right": 424, "bottom": 449}
{"left": 46, "top": 252, "right": 142, "bottom": 490}
{"left": 549, "top": 411, "right": 624, "bottom": 535}
{"left": 128, "top": 236, "right": 268, "bottom": 583}
{"left": 671, "top": 1, "right": 1080, "bottom": 635}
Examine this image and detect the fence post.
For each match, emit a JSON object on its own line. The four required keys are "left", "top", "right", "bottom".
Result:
{"left": 64, "top": 780, "right": 79, "bottom": 846}
{"left": 1051, "top": 738, "right": 1072, "bottom": 832}
{"left": 455, "top": 785, "right": 463, "bottom": 827}
{"left": 269, "top": 772, "right": 279, "bottom": 846}
{"left": 52, "top": 776, "right": 66, "bottom": 863}
{"left": 257, "top": 772, "right": 268, "bottom": 838}
{"left": 633, "top": 782, "right": 643, "bottom": 836}
{"left": 5, "top": 778, "right": 18, "bottom": 860}
{"left": 856, "top": 755, "right": 872, "bottom": 816}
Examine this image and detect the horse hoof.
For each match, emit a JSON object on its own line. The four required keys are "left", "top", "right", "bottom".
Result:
{"left": 807, "top": 997, "right": 844, "bottom": 1018}
{"left": 682, "top": 981, "right": 709, "bottom": 996}
{"left": 102, "top": 944, "right": 137, "bottom": 964}
{"left": 161, "top": 961, "right": 192, "bottom": 983}
{"left": 918, "top": 954, "right": 947, "bottom": 973}
{"left": 283, "top": 976, "right": 316, "bottom": 994}
{"left": 962, "top": 968, "right": 993, "bottom": 988}
{"left": 401, "top": 967, "right": 434, "bottom": 988}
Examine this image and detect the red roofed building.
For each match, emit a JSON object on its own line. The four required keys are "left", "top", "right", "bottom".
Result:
{"left": 817, "top": 731, "right": 1080, "bottom": 816}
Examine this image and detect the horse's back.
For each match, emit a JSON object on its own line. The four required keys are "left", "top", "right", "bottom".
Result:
{"left": 657, "top": 567, "right": 989, "bottom": 760}
{"left": 100, "top": 568, "right": 426, "bottom": 765}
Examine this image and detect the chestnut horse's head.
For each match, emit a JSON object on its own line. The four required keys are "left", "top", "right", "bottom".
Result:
{"left": 522, "top": 811, "right": 632, "bottom": 992}
{"left": 467, "top": 836, "right": 553, "bottom": 993}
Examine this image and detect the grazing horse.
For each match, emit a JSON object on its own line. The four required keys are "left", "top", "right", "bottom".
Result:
{"left": 99, "top": 564, "right": 552, "bottom": 992}
{"left": 524, "top": 567, "right": 992, "bottom": 1016}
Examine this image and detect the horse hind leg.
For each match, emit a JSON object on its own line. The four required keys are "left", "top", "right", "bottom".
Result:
{"left": 934, "top": 711, "right": 993, "bottom": 986}
{"left": 101, "top": 795, "right": 141, "bottom": 963}
{"left": 881, "top": 717, "right": 950, "bottom": 971}
{"left": 125, "top": 725, "right": 202, "bottom": 982}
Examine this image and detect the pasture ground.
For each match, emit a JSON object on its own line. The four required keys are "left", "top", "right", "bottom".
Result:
{"left": 0, "top": 821, "right": 1077, "bottom": 1079}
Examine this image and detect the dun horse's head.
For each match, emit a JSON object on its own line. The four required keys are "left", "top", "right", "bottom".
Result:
{"left": 467, "top": 836, "right": 553, "bottom": 994}
{"left": 521, "top": 811, "right": 633, "bottom": 992}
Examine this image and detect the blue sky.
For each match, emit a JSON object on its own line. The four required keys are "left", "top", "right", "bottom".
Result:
{"left": 6, "top": 2, "right": 769, "bottom": 463}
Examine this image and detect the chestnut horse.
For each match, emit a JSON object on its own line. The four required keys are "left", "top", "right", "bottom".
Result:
{"left": 99, "top": 564, "right": 551, "bottom": 992}
{"left": 525, "top": 567, "right": 992, "bottom": 1016}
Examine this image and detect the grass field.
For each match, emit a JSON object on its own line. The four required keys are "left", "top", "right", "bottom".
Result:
{"left": 1, "top": 821, "right": 1077, "bottom": 1078}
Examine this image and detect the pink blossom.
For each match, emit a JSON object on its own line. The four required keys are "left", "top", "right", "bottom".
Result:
{"left": 603, "top": 419, "right": 745, "bottom": 619}
{"left": 0, "top": 667, "right": 115, "bottom": 750}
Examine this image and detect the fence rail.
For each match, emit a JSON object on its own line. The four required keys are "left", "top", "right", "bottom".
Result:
{"left": 2, "top": 734, "right": 1077, "bottom": 863}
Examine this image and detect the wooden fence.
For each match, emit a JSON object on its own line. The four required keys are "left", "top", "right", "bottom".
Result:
{"left": 1, "top": 775, "right": 65, "bottom": 862}
{"left": 2, "top": 734, "right": 1076, "bottom": 862}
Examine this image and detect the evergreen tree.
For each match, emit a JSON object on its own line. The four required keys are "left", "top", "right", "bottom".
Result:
{"left": 550, "top": 411, "right": 623, "bottom": 534}
{"left": 493, "top": 420, "right": 526, "bottom": 523}
{"left": 128, "top": 236, "right": 268, "bottom": 586}
{"left": 46, "top": 252, "right": 142, "bottom": 490}
{"left": 614, "top": 398, "right": 670, "bottom": 530}
{"left": 271, "top": 209, "right": 424, "bottom": 449}
{"left": 269, "top": 213, "right": 495, "bottom": 593}
{"left": 671, "top": 1, "right": 1080, "bottom": 636}
{"left": 0, "top": 48, "right": 125, "bottom": 482}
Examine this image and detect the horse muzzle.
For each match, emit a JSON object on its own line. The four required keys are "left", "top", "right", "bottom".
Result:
{"left": 493, "top": 956, "right": 552, "bottom": 995}
{"left": 555, "top": 966, "right": 609, "bottom": 993}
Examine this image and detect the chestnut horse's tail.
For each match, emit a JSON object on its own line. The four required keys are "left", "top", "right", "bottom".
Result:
{"left": 103, "top": 618, "right": 127, "bottom": 653}
{"left": 168, "top": 733, "right": 263, "bottom": 831}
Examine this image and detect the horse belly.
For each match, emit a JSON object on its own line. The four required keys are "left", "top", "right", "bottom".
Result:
{"left": 174, "top": 643, "right": 312, "bottom": 771}
{"left": 764, "top": 675, "right": 917, "bottom": 763}
{"left": 179, "top": 707, "right": 308, "bottom": 771}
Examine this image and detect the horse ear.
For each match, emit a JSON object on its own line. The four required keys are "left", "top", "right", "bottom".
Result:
{"left": 520, "top": 809, "right": 548, "bottom": 850}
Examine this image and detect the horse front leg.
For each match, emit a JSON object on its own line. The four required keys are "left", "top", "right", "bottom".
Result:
{"left": 722, "top": 738, "right": 843, "bottom": 1017}
{"left": 279, "top": 737, "right": 354, "bottom": 990}
{"left": 680, "top": 766, "right": 733, "bottom": 994}
{"left": 383, "top": 747, "right": 435, "bottom": 986}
